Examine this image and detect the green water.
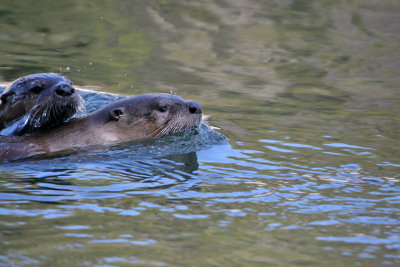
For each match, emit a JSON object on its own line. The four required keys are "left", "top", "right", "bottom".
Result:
{"left": 0, "top": 0, "right": 399, "bottom": 266}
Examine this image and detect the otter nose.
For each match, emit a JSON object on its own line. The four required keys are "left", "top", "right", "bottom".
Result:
{"left": 55, "top": 84, "right": 75, "bottom": 96}
{"left": 188, "top": 101, "right": 202, "bottom": 114}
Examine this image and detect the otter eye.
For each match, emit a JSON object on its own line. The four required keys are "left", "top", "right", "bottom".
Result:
{"left": 0, "top": 94, "right": 8, "bottom": 104}
{"left": 31, "top": 85, "right": 43, "bottom": 94}
{"left": 0, "top": 92, "right": 14, "bottom": 104}
{"left": 158, "top": 106, "right": 168, "bottom": 113}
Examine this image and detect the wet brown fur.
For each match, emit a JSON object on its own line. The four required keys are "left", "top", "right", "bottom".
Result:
{"left": 0, "top": 73, "right": 84, "bottom": 136}
{"left": 0, "top": 93, "right": 202, "bottom": 162}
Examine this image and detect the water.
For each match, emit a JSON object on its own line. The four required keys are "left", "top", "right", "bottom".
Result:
{"left": 0, "top": 0, "right": 399, "bottom": 266}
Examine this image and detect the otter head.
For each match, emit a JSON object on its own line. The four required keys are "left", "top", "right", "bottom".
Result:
{"left": 102, "top": 93, "right": 202, "bottom": 142}
{"left": 0, "top": 73, "right": 84, "bottom": 135}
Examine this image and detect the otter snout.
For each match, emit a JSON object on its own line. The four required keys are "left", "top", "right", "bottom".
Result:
{"left": 54, "top": 84, "right": 75, "bottom": 97}
{"left": 188, "top": 101, "right": 202, "bottom": 114}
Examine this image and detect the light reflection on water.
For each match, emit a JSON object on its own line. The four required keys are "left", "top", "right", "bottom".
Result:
{"left": 1, "top": 0, "right": 400, "bottom": 266}
{"left": 1, "top": 98, "right": 399, "bottom": 264}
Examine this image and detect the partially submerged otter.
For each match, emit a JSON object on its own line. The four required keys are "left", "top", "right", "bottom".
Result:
{"left": 0, "top": 73, "right": 84, "bottom": 136}
{"left": 0, "top": 93, "right": 202, "bottom": 162}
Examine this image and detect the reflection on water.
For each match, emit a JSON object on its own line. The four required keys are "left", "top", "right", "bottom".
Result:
{"left": 1, "top": 0, "right": 400, "bottom": 266}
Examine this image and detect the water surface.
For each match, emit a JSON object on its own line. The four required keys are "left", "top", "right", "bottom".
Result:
{"left": 0, "top": 0, "right": 399, "bottom": 266}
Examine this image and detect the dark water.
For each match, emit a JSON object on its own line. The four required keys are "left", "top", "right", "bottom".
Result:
{"left": 1, "top": 0, "right": 399, "bottom": 266}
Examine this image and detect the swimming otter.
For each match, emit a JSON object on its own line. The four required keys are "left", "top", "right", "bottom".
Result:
{"left": 0, "top": 73, "right": 84, "bottom": 136}
{"left": 0, "top": 93, "right": 202, "bottom": 162}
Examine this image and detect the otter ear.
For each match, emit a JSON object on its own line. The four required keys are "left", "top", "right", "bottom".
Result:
{"left": 109, "top": 107, "right": 125, "bottom": 121}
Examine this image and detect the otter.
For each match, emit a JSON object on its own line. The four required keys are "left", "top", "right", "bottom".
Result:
{"left": 0, "top": 93, "right": 202, "bottom": 162}
{"left": 0, "top": 73, "right": 84, "bottom": 136}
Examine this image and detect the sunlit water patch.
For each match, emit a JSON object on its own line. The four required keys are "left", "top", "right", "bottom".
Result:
{"left": 1, "top": 100, "right": 399, "bottom": 265}
{"left": 1, "top": 0, "right": 400, "bottom": 265}
{"left": 0, "top": 86, "right": 399, "bottom": 266}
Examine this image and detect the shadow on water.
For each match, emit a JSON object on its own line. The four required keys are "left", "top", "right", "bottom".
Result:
{"left": 0, "top": 151, "right": 201, "bottom": 202}
{"left": 0, "top": 86, "right": 227, "bottom": 209}
{"left": 0, "top": 0, "right": 400, "bottom": 266}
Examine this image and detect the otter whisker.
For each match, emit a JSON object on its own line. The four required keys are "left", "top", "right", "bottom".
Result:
{"left": 153, "top": 119, "right": 172, "bottom": 138}
{"left": 1, "top": 93, "right": 202, "bottom": 162}
{"left": 0, "top": 73, "right": 84, "bottom": 136}
{"left": 154, "top": 111, "right": 197, "bottom": 138}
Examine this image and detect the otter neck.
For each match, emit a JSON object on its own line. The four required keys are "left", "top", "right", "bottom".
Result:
{"left": 41, "top": 111, "right": 129, "bottom": 152}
